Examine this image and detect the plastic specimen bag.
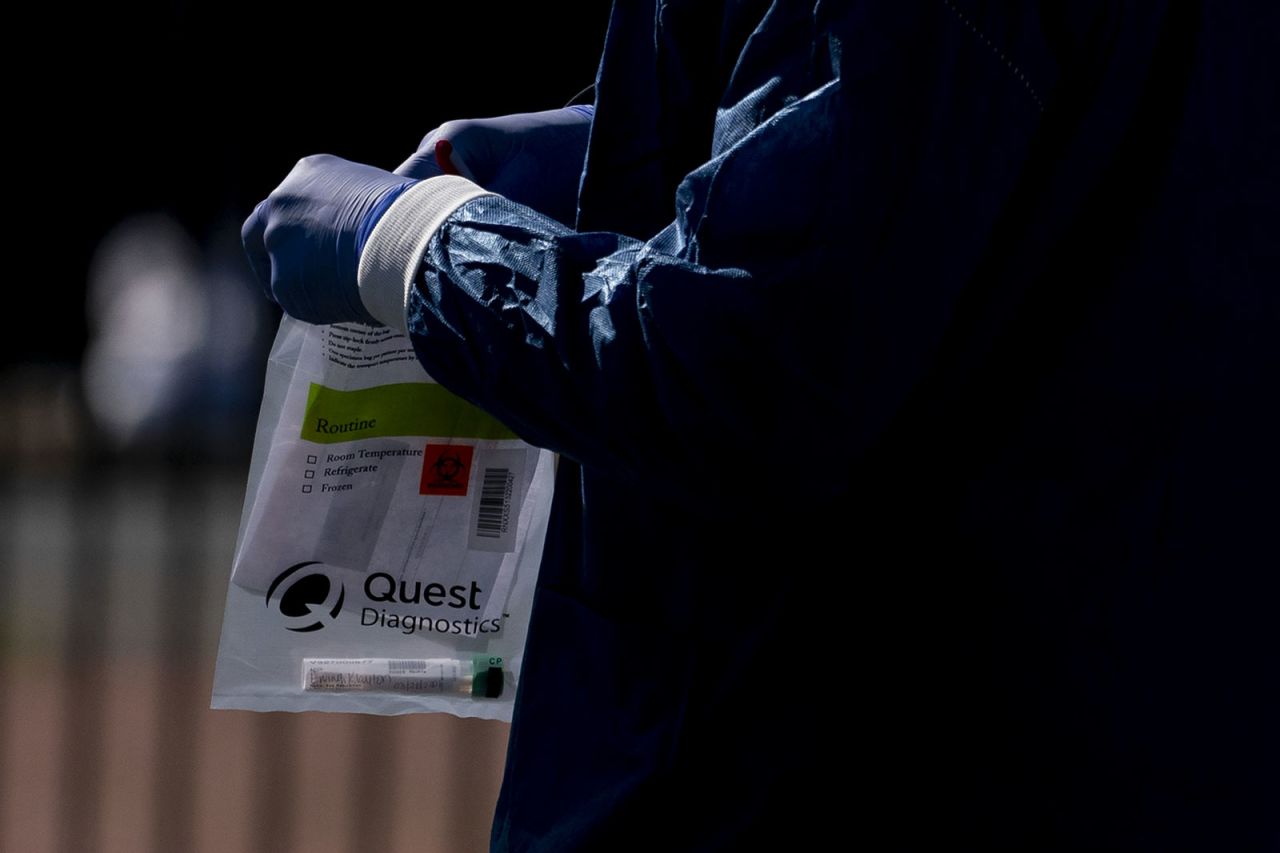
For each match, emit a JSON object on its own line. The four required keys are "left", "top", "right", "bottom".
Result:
{"left": 212, "top": 317, "right": 553, "bottom": 719}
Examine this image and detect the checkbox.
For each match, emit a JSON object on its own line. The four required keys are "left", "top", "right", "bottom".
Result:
{"left": 302, "top": 484, "right": 313, "bottom": 494}
{"left": 304, "top": 470, "right": 315, "bottom": 479}
{"left": 306, "top": 454, "right": 318, "bottom": 464}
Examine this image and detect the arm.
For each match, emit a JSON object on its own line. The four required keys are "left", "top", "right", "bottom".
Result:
{"left": 359, "top": 181, "right": 771, "bottom": 496}
{"left": 359, "top": 58, "right": 1043, "bottom": 505}
{"left": 248, "top": 5, "right": 1048, "bottom": 508}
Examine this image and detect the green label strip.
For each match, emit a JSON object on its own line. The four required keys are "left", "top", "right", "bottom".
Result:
{"left": 301, "top": 382, "right": 517, "bottom": 443}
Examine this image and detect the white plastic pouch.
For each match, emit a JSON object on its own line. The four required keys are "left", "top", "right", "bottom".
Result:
{"left": 212, "top": 318, "right": 553, "bottom": 719}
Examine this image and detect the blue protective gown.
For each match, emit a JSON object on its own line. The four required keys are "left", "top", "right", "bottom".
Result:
{"left": 399, "top": 2, "right": 1278, "bottom": 849}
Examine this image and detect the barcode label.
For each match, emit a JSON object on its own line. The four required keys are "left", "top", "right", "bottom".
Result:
{"left": 387, "top": 659, "right": 428, "bottom": 673}
{"left": 476, "top": 468, "right": 512, "bottom": 538}
{"left": 468, "top": 449, "right": 525, "bottom": 553}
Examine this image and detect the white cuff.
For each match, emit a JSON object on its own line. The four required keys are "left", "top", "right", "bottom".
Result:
{"left": 357, "top": 175, "right": 493, "bottom": 332}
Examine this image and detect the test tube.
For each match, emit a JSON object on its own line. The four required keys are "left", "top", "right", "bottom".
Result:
{"left": 301, "top": 656, "right": 504, "bottom": 698}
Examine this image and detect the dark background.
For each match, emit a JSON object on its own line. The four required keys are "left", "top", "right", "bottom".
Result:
{"left": 20, "top": 2, "right": 610, "bottom": 365}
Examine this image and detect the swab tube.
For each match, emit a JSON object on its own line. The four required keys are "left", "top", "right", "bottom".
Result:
{"left": 302, "top": 656, "right": 504, "bottom": 698}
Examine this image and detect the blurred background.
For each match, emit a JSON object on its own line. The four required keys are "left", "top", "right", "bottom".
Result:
{"left": 3, "top": 3, "right": 607, "bottom": 851}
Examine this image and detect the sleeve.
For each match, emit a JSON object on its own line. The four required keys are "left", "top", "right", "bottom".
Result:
{"left": 358, "top": 180, "right": 785, "bottom": 506}
{"left": 356, "top": 6, "right": 1049, "bottom": 510}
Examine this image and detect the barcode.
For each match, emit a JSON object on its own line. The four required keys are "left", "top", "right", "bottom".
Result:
{"left": 475, "top": 468, "right": 513, "bottom": 538}
{"left": 387, "top": 659, "right": 427, "bottom": 673}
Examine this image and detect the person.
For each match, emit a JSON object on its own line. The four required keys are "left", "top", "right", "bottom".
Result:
{"left": 242, "top": 2, "right": 1278, "bottom": 849}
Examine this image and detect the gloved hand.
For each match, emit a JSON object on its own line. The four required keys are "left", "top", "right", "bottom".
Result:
{"left": 240, "top": 155, "right": 417, "bottom": 325}
{"left": 242, "top": 106, "right": 594, "bottom": 326}
{"left": 394, "top": 105, "right": 593, "bottom": 226}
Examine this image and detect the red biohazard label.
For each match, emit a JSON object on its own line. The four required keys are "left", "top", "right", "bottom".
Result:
{"left": 420, "top": 444, "right": 474, "bottom": 495}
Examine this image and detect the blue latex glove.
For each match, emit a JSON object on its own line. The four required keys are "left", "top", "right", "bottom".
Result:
{"left": 240, "top": 155, "right": 416, "bottom": 325}
{"left": 242, "top": 106, "right": 593, "bottom": 324}
{"left": 394, "top": 105, "right": 593, "bottom": 226}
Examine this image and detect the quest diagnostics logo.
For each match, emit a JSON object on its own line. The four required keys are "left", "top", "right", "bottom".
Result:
{"left": 265, "top": 561, "right": 345, "bottom": 632}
